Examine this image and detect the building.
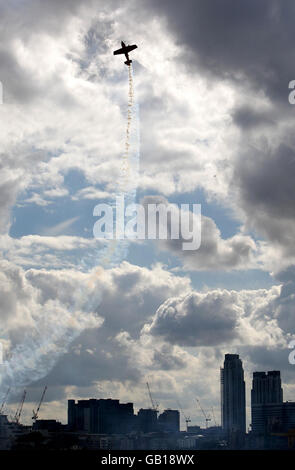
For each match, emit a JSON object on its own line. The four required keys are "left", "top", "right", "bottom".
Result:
{"left": 68, "top": 398, "right": 135, "bottom": 434}
{"left": 251, "top": 371, "right": 283, "bottom": 405}
{"left": 220, "top": 354, "right": 246, "bottom": 434}
{"left": 251, "top": 370, "right": 291, "bottom": 435}
{"left": 0, "top": 414, "right": 26, "bottom": 450}
{"left": 137, "top": 409, "right": 158, "bottom": 433}
{"left": 187, "top": 425, "right": 201, "bottom": 434}
{"left": 251, "top": 370, "right": 295, "bottom": 436}
{"left": 158, "top": 409, "right": 180, "bottom": 433}
{"left": 251, "top": 402, "right": 295, "bottom": 434}
{"left": 33, "top": 419, "right": 63, "bottom": 432}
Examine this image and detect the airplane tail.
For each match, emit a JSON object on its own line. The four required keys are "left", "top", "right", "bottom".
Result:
{"left": 125, "top": 59, "right": 132, "bottom": 66}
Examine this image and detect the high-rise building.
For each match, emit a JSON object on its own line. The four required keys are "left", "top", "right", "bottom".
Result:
{"left": 158, "top": 409, "right": 180, "bottom": 433}
{"left": 137, "top": 409, "right": 158, "bottom": 433}
{"left": 251, "top": 402, "right": 295, "bottom": 435}
{"left": 250, "top": 370, "right": 295, "bottom": 435}
{"left": 220, "top": 354, "right": 246, "bottom": 434}
{"left": 251, "top": 371, "right": 283, "bottom": 405}
{"left": 67, "top": 398, "right": 135, "bottom": 434}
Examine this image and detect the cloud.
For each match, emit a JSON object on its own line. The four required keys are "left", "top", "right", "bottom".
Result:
{"left": 271, "top": 266, "right": 295, "bottom": 335}
{"left": 232, "top": 106, "right": 275, "bottom": 130}
{"left": 9, "top": 262, "right": 192, "bottom": 394}
{"left": 141, "top": 195, "right": 257, "bottom": 271}
{"left": 144, "top": 290, "right": 240, "bottom": 347}
{"left": 135, "top": 1, "right": 295, "bottom": 273}
{"left": 72, "top": 186, "right": 111, "bottom": 201}
{"left": 0, "top": 259, "right": 102, "bottom": 393}
{"left": 151, "top": 343, "right": 187, "bottom": 371}
{"left": 145, "top": 0, "right": 295, "bottom": 105}
{"left": 26, "top": 261, "right": 192, "bottom": 338}
{"left": 0, "top": 178, "right": 21, "bottom": 234}
{"left": 233, "top": 140, "right": 295, "bottom": 264}
{"left": 41, "top": 216, "right": 79, "bottom": 236}
{"left": 0, "top": 2, "right": 128, "bottom": 236}
{"left": 141, "top": 282, "right": 285, "bottom": 354}
{"left": 0, "top": 234, "right": 102, "bottom": 269}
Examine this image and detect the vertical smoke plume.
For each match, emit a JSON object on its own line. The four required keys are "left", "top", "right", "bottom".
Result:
{"left": 90, "top": 63, "right": 139, "bottom": 280}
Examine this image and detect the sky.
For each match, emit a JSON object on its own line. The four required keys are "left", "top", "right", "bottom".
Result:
{"left": 1, "top": 0, "right": 295, "bottom": 430}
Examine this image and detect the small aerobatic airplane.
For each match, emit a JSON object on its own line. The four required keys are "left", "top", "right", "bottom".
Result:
{"left": 113, "top": 41, "right": 137, "bottom": 66}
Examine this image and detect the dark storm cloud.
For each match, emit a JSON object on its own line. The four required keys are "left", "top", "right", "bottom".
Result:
{"left": 232, "top": 106, "right": 275, "bottom": 130}
{"left": 233, "top": 142, "right": 295, "bottom": 250}
{"left": 141, "top": 0, "right": 295, "bottom": 258}
{"left": 236, "top": 143, "right": 295, "bottom": 219}
{"left": 145, "top": 0, "right": 295, "bottom": 104}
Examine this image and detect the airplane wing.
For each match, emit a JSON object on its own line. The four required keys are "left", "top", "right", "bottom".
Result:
{"left": 113, "top": 47, "right": 125, "bottom": 55}
{"left": 125, "top": 44, "right": 137, "bottom": 53}
{"left": 113, "top": 44, "right": 137, "bottom": 55}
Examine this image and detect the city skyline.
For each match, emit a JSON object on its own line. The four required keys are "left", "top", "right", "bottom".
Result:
{"left": 1, "top": 353, "right": 294, "bottom": 434}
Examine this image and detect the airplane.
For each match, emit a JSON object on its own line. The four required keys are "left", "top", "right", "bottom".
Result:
{"left": 113, "top": 41, "right": 137, "bottom": 66}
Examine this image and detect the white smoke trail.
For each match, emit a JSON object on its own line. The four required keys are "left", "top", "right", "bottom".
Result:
{"left": 87, "top": 64, "right": 140, "bottom": 286}
{"left": 0, "top": 304, "right": 102, "bottom": 391}
{"left": 0, "top": 65, "right": 140, "bottom": 401}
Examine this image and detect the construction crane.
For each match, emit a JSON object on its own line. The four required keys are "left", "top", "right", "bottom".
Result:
{"left": 146, "top": 382, "right": 159, "bottom": 413}
{"left": 0, "top": 387, "right": 10, "bottom": 414}
{"left": 176, "top": 399, "right": 191, "bottom": 432}
{"left": 14, "top": 390, "right": 26, "bottom": 424}
{"left": 32, "top": 386, "right": 47, "bottom": 422}
{"left": 196, "top": 398, "right": 211, "bottom": 428}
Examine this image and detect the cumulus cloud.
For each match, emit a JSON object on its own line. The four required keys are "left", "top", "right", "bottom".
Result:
{"left": 142, "top": 285, "right": 284, "bottom": 349}
{"left": 26, "top": 261, "right": 192, "bottom": 339}
{"left": 141, "top": 195, "right": 257, "bottom": 271}
{"left": 3, "top": 262, "right": 193, "bottom": 406}
{"left": 0, "top": 260, "right": 102, "bottom": 393}
{"left": 144, "top": 290, "right": 240, "bottom": 346}
{"left": 0, "top": 234, "right": 102, "bottom": 269}
{"left": 271, "top": 266, "right": 295, "bottom": 335}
